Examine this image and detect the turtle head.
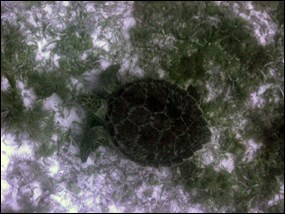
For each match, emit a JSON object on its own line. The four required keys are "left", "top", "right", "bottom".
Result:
{"left": 93, "top": 64, "right": 122, "bottom": 97}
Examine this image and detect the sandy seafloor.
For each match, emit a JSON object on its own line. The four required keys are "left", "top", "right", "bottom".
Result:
{"left": 1, "top": 1, "right": 283, "bottom": 213}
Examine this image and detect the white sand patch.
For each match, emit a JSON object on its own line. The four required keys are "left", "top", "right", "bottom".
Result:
{"left": 86, "top": 3, "right": 96, "bottom": 12}
{"left": 1, "top": 133, "right": 36, "bottom": 208}
{"left": 35, "top": 38, "right": 53, "bottom": 61}
{"left": 43, "top": 4, "right": 53, "bottom": 15}
{"left": 231, "top": 2, "right": 277, "bottom": 45}
{"left": 46, "top": 159, "right": 60, "bottom": 177}
{"left": 250, "top": 84, "right": 273, "bottom": 107}
{"left": 16, "top": 80, "right": 36, "bottom": 108}
{"left": 268, "top": 192, "right": 284, "bottom": 207}
{"left": 30, "top": 181, "right": 43, "bottom": 203}
{"left": 27, "top": 11, "right": 38, "bottom": 27}
{"left": 1, "top": 134, "right": 16, "bottom": 172}
{"left": 122, "top": 15, "right": 136, "bottom": 40}
{"left": 56, "top": 108, "right": 81, "bottom": 129}
{"left": 201, "top": 150, "right": 215, "bottom": 166}
{"left": 43, "top": 93, "right": 81, "bottom": 129}
{"left": 53, "top": 54, "right": 61, "bottom": 68}
{"left": 108, "top": 204, "right": 122, "bottom": 213}
{"left": 93, "top": 39, "right": 110, "bottom": 52}
{"left": 1, "top": 134, "right": 34, "bottom": 184}
{"left": 51, "top": 189, "right": 79, "bottom": 213}
{"left": 188, "top": 206, "right": 205, "bottom": 213}
{"left": 1, "top": 76, "right": 10, "bottom": 91}
{"left": 1, "top": 179, "right": 10, "bottom": 203}
{"left": 121, "top": 53, "right": 144, "bottom": 76}
{"left": 9, "top": 184, "right": 22, "bottom": 211}
{"left": 43, "top": 93, "right": 62, "bottom": 111}
{"left": 100, "top": 59, "right": 111, "bottom": 70}
{"left": 243, "top": 139, "right": 262, "bottom": 163}
{"left": 62, "top": 1, "right": 70, "bottom": 7}
{"left": 67, "top": 77, "right": 84, "bottom": 92}
{"left": 215, "top": 153, "right": 235, "bottom": 173}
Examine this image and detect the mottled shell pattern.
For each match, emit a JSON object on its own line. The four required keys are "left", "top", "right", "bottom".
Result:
{"left": 104, "top": 79, "right": 210, "bottom": 166}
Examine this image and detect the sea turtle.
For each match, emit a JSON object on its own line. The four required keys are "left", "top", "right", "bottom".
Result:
{"left": 79, "top": 65, "right": 211, "bottom": 167}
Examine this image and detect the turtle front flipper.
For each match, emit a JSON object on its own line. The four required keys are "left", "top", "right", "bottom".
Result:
{"left": 80, "top": 125, "right": 108, "bottom": 163}
{"left": 80, "top": 112, "right": 107, "bottom": 163}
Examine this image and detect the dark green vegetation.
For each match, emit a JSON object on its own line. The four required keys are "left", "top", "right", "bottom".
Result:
{"left": 1, "top": 22, "right": 57, "bottom": 148}
{"left": 1, "top": 3, "right": 99, "bottom": 154}
{"left": 1, "top": 1, "right": 284, "bottom": 213}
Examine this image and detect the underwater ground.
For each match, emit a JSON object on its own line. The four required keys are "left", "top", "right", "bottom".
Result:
{"left": 1, "top": 1, "right": 284, "bottom": 213}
